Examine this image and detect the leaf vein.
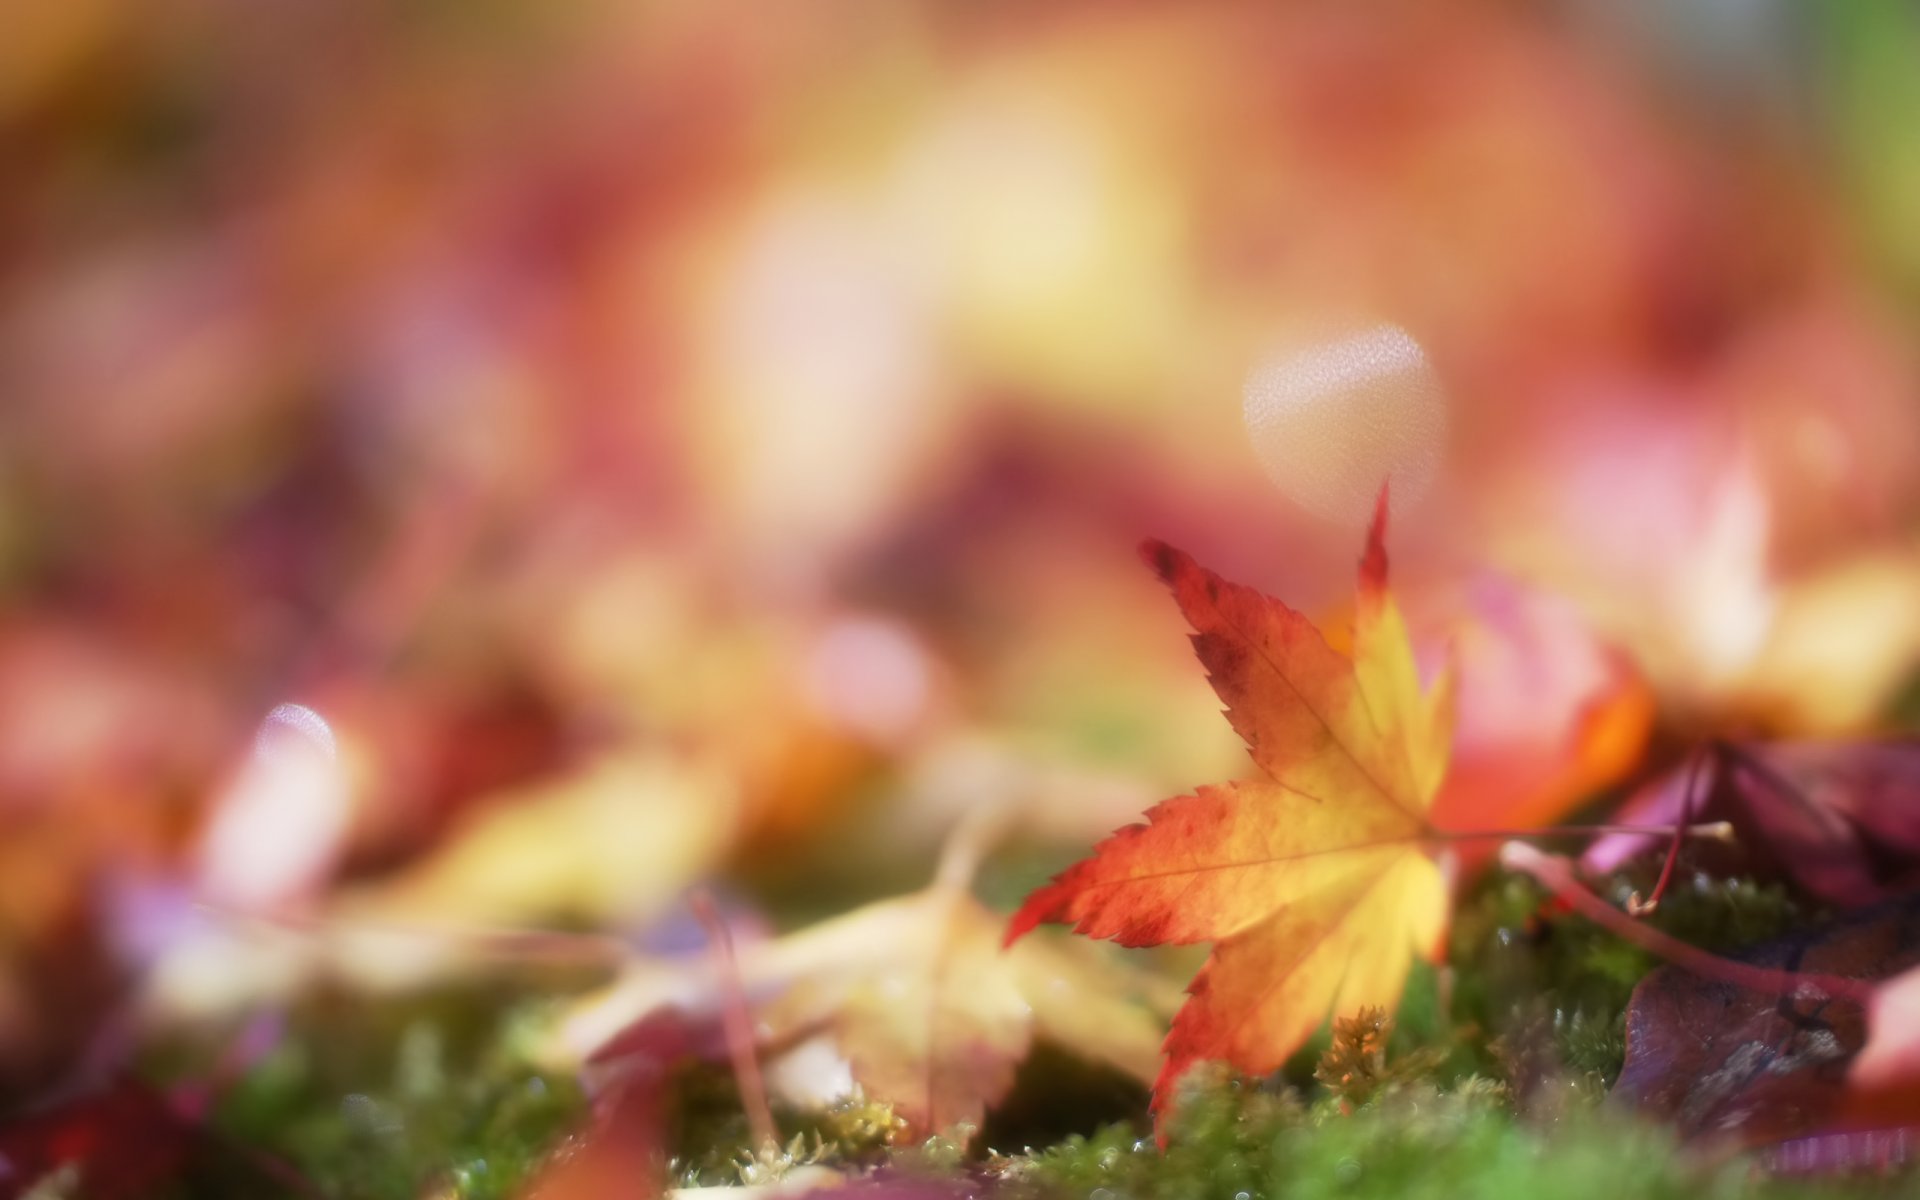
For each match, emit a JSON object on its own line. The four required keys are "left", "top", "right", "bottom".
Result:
{"left": 1191, "top": 585, "right": 1420, "bottom": 820}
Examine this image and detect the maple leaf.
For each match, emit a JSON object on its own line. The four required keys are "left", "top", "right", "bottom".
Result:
{"left": 1006, "top": 493, "right": 1455, "bottom": 1120}
{"left": 753, "top": 885, "right": 1172, "bottom": 1139}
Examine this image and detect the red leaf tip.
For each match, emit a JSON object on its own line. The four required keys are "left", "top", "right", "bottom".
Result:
{"left": 1140, "top": 538, "right": 1184, "bottom": 585}
{"left": 1002, "top": 910, "right": 1037, "bottom": 949}
{"left": 1361, "top": 485, "right": 1390, "bottom": 590}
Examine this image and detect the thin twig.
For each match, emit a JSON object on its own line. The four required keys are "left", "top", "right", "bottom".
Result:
{"left": 691, "top": 889, "right": 777, "bottom": 1149}
{"left": 1628, "top": 746, "right": 1712, "bottom": 916}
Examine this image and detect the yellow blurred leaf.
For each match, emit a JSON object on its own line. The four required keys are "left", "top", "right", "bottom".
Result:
{"left": 549, "top": 826, "right": 1177, "bottom": 1140}
{"left": 340, "top": 753, "right": 738, "bottom": 928}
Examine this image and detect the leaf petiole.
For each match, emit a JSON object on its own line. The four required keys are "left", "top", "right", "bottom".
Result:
{"left": 1427, "top": 821, "right": 1734, "bottom": 844}
{"left": 691, "top": 888, "right": 777, "bottom": 1150}
{"left": 1498, "top": 842, "right": 1874, "bottom": 1004}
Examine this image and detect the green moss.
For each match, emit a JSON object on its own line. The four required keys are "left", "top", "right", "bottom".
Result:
{"left": 150, "top": 865, "right": 1886, "bottom": 1199}
{"left": 664, "top": 1068, "right": 907, "bottom": 1187}
{"left": 1448, "top": 864, "right": 1807, "bottom": 1087}
{"left": 192, "top": 984, "right": 584, "bottom": 1200}
{"left": 1001, "top": 1077, "right": 1869, "bottom": 1200}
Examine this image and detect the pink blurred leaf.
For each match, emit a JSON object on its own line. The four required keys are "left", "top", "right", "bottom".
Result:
{"left": 1586, "top": 742, "right": 1920, "bottom": 908}
{"left": 1422, "top": 574, "right": 1653, "bottom": 851}
{"left": 1847, "top": 964, "right": 1920, "bottom": 1129}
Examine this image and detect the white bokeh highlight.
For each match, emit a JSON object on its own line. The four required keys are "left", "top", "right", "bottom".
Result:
{"left": 1242, "top": 324, "right": 1448, "bottom": 524}
{"left": 195, "top": 702, "right": 349, "bottom": 911}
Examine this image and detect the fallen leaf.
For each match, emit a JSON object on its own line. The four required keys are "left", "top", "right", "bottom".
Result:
{"left": 0, "top": 1081, "right": 193, "bottom": 1199}
{"left": 1485, "top": 419, "right": 1920, "bottom": 734}
{"left": 1756, "top": 1128, "right": 1920, "bottom": 1176}
{"left": 0, "top": 1078, "right": 310, "bottom": 1199}
{"left": 1585, "top": 742, "right": 1920, "bottom": 909}
{"left": 523, "top": 1061, "right": 666, "bottom": 1200}
{"left": 1006, "top": 493, "right": 1455, "bottom": 1122}
{"left": 1738, "top": 551, "right": 1920, "bottom": 736}
{"left": 1418, "top": 574, "right": 1652, "bottom": 858}
{"left": 1613, "top": 896, "right": 1920, "bottom": 1147}
{"left": 759, "top": 886, "right": 1034, "bottom": 1140}
{"left": 339, "top": 751, "right": 739, "bottom": 929}
{"left": 782, "top": 1176, "right": 981, "bottom": 1200}
{"left": 550, "top": 829, "right": 1177, "bottom": 1142}
{"left": 1846, "top": 962, "right": 1920, "bottom": 1130}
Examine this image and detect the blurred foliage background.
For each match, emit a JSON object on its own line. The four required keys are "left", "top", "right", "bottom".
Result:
{"left": 5, "top": 0, "right": 1920, "bottom": 1123}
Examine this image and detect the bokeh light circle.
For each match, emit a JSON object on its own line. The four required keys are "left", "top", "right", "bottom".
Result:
{"left": 1242, "top": 324, "right": 1448, "bottom": 524}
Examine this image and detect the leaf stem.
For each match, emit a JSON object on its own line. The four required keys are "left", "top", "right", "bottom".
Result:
{"left": 1429, "top": 821, "right": 1735, "bottom": 844}
{"left": 934, "top": 798, "right": 1014, "bottom": 893}
{"left": 690, "top": 888, "right": 777, "bottom": 1150}
{"left": 1627, "top": 746, "right": 1712, "bottom": 916}
{"left": 1498, "top": 842, "right": 1874, "bottom": 1004}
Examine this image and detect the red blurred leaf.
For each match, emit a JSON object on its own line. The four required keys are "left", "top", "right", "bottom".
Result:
{"left": 0, "top": 1078, "right": 310, "bottom": 1199}
{"left": 525, "top": 1010, "right": 696, "bottom": 1200}
{"left": 519, "top": 1074, "right": 664, "bottom": 1200}
{"left": 0, "top": 1082, "right": 189, "bottom": 1198}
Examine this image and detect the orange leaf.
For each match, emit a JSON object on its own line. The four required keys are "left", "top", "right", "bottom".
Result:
{"left": 1006, "top": 492, "right": 1454, "bottom": 1124}
{"left": 1424, "top": 576, "right": 1652, "bottom": 843}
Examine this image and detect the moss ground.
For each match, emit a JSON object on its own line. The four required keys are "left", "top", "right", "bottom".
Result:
{"left": 145, "top": 866, "right": 1906, "bottom": 1199}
